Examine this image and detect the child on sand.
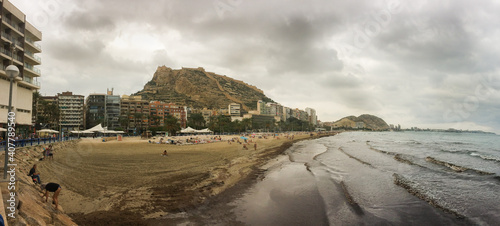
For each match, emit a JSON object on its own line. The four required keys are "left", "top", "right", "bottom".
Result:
{"left": 162, "top": 150, "right": 168, "bottom": 156}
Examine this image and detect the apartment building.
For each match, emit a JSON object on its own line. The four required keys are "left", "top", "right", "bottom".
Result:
{"left": 150, "top": 101, "right": 187, "bottom": 128}
{"left": 305, "top": 107, "right": 317, "bottom": 126}
{"left": 58, "top": 92, "right": 84, "bottom": 131}
{"left": 0, "top": 0, "right": 42, "bottom": 130}
{"left": 86, "top": 89, "right": 121, "bottom": 130}
{"left": 120, "top": 95, "right": 150, "bottom": 134}
{"left": 228, "top": 103, "right": 241, "bottom": 117}
{"left": 35, "top": 95, "right": 58, "bottom": 130}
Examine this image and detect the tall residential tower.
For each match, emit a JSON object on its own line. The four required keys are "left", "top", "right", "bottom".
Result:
{"left": 0, "top": 0, "right": 42, "bottom": 131}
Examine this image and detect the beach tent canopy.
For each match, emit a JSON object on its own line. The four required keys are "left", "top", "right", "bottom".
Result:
{"left": 180, "top": 127, "right": 197, "bottom": 133}
{"left": 197, "top": 128, "right": 212, "bottom": 133}
{"left": 70, "top": 131, "right": 94, "bottom": 134}
{"left": 37, "top": 129, "right": 59, "bottom": 133}
{"left": 85, "top": 124, "right": 105, "bottom": 132}
{"left": 180, "top": 127, "right": 213, "bottom": 134}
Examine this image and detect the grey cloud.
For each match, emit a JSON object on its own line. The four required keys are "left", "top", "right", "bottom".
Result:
{"left": 45, "top": 38, "right": 105, "bottom": 62}
{"left": 64, "top": 10, "right": 115, "bottom": 32}
{"left": 14, "top": 0, "right": 500, "bottom": 132}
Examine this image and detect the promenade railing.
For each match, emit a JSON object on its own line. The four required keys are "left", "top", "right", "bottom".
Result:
{"left": 0, "top": 136, "right": 79, "bottom": 150}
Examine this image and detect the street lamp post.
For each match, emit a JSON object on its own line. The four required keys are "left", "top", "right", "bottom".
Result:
{"left": 4, "top": 65, "right": 20, "bottom": 179}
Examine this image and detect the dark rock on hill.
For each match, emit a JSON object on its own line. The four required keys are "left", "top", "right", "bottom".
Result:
{"left": 133, "top": 66, "right": 273, "bottom": 110}
{"left": 332, "top": 114, "right": 390, "bottom": 131}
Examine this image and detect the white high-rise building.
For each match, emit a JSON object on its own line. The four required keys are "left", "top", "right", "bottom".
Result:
{"left": 305, "top": 108, "right": 317, "bottom": 126}
{"left": 0, "top": 0, "right": 42, "bottom": 130}
{"left": 58, "top": 92, "right": 85, "bottom": 131}
{"left": 228, "top": 103, "right": 241, "bottom": 116}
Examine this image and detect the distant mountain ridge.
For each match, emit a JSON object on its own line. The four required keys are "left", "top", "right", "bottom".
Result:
{"left": 133, "top": 66, "right": 273, "bottom": 110}
{"left": 332, "top": 114, "right": 390, "bottom": 131}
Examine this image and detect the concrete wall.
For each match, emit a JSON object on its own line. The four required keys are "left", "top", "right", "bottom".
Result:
{"left": 0, "top": 80, "right": 33, "bottom": 125}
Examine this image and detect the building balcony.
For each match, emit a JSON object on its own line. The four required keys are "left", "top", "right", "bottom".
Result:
{"left": 24, "top": 62, "right": 41, "bottom": 77}
{"left": 18, "top": 76, "right": 41, "bottom": 89}
{"left": 25, "top": 36, "right": 41, "bottom": 52}
{"left": 25, "top": 22, "right": 42, "bottom": 41}
{"left": 1, "top": 31, "right": 24, "bottom": 50}
{"left": 2, "top": 16, "right": 24, "bottom": 36}
{"left": 24, "top": 50, "right": 41, "bottom": 64}
{"left": 0, "top": 46, "right": 13, "bottom": 58}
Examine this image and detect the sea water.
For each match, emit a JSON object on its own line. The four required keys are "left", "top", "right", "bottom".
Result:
{"left": 232, "top": 132, "right": 500, "bottom": 225}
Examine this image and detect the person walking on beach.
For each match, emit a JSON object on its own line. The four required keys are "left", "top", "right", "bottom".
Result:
{"left": 28, "top": 164, "right": 41, "bottom": 184}
{"left": 41, "top": 183, "right": 62, "bottom": 210}
{"left": 254, "top": 143, "right": 257, "bottom": 151}
{"left": 44, "top": 145, "right": 53, "bottom": 161}
{"left": 48, "top": 145, "right": 54, "bottom": 160}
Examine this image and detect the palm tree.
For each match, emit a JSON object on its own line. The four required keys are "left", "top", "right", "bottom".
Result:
{"left": 164, "top": 114, "right": 181, "bottom": 136}
{"left": 151, "top": 115, "right": 162, "bottom": 127}
{"left": 241, "top": 118, "right": 252, "bottom": 132}
{"left": 188, "top": 113, "right": 206, "bottom": 129}
{"left": 119, "top": 115, "right": 130, "bottom": 132}
{"left": 37, "top": 100, "right": 60, "bottom": 130}
{"left": 133, "top": 113, "right": 143, "bottom": 132}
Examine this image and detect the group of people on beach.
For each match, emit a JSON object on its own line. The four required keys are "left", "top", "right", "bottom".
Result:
{"left": 26, "top": 145, "right": 62, "bottom": 210}
{"left": 28, "top": 164, "right": 62, "bottom": 209}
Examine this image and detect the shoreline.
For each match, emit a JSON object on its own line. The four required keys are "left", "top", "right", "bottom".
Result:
{"left": 38, "top": 132, "right": 337, "bottom": 225}
{"left": 146, "top": 132, "right": 337, "bottom": 225}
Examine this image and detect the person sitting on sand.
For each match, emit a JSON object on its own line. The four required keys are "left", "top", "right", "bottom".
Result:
{"left": 162, "top": 150, "right": 168, "bottom": 156}
{"left": 41, "top": 183, "right": 62, "bottom": 210}
{"left": 28, "top": 164, "right": 41, "bottom": 184}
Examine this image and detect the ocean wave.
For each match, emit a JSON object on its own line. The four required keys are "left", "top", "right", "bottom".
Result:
{"left": 339, "top": 147, "right": 373, "bottom": 167}
{"left": 408, "top": 140, "right": 422, "bottom": 145}
{"left": 392, "top": 173, "right": 466, "bottom": 219}
{"left": 393, "top": 154, "right": 426, "bottom": 168}
{"left": 365, "top": 142, "right": 396, "bottom": 156}
{"left": 340, "top": 181, "right": 364, "bottom": 215}
{"left": 435, "top": 141, "right": 472, "bottom": 145}
{"left": 425, "top": 157, "right": 494, "bottom": 175}
{"left": 438, "top": 149, "right": 500, "bottom": 164}
{"left": 438, "top": 149, "right": 474, "bottom": 154}
{"left": 469, "top": 153, "right": 500, "bottom": 163}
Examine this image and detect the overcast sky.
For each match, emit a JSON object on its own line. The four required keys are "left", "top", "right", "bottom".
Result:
{"left": 11, "top": 0, "right": 500, "bottom": 133}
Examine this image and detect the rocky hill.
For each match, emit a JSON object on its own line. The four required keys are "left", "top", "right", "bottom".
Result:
{"left": 133, "top": 66, "right": 273, "bottom": 110}
{"left": 332, "top": 114, "right": 390, "bottom": 131}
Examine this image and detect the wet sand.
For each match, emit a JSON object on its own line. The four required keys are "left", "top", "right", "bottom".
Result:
{"left": 36, "top": 133, "right": 326, "bottom": 225}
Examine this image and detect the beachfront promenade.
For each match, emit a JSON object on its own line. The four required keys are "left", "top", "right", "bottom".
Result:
{"left": 0, "top": 136, "right": 78, "bottom": 150}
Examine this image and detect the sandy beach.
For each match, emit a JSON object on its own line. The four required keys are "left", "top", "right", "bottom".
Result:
{"left": 35, "top": 133, "right": 327, "bottom": 225}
